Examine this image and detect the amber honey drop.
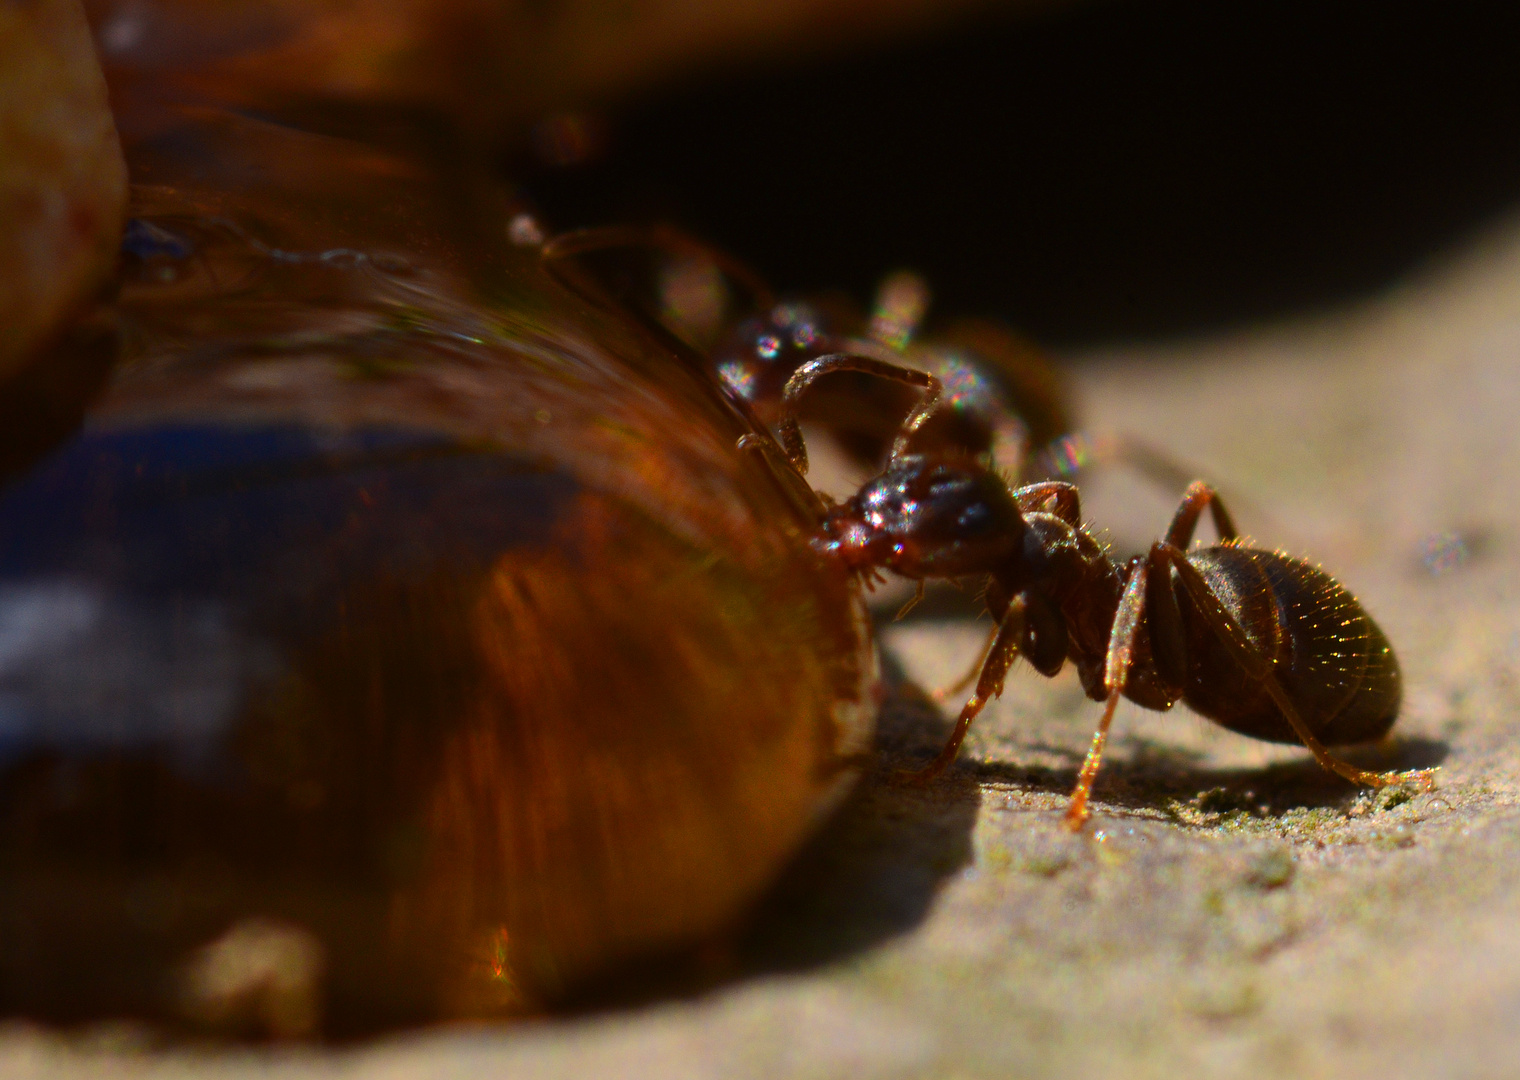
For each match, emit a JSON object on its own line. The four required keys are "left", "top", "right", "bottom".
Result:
{"left": 0, "top": 105, "right": 876, "bottom": 1036}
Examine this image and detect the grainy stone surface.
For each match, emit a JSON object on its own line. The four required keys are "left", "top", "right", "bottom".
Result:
{"left": 7, "top": 205, "right": 1520, "bottom": 1080}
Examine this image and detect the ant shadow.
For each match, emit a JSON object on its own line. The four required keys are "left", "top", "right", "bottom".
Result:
{"left": 733, "top": 652, "right": 977, "bottom": 976}
{"left": 733, "top": 662, "right": 1449, "bottom": 983}
{"left": 566, "top": 654, "right": 976, "bottom": 1012}
{"left": 970, "top": 732, "right": 1449, "bottom": 820}
{"left": 574, "top": 658, "right": 1447, "bottom": 1013}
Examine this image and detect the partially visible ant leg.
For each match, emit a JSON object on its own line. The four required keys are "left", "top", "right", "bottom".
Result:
{"left": 1165, "top": 550, "right": 1435, "bottom": 791}
{"left": 736, "top": 433, "right": 833, "bottom": 521}
{"left": 895, "top": 581, "right": 927, "bottom": 621}
{"left": 540, "top": 223, "right": 776, "bottom": 315}
{"left": 930, "top": 622, "right": 998, "bottom": 703}
{"left": 903, "top": 596, "right": 1027, "bottom": 784}
{"left": 1164, "top": 479, "right": 1240, "bottom": 546}
{"left": 776, "top": 354, "right": 942, "bottom": 474}
{"left": 1028, "top": 433, "right": 1263, "bottom": 527}
{"left": 1065, "top": 563, "right": 1152, "bottom": 830}
{"left": 863, "top": 270, "right": 931, "bottom": 353}
{"left": 1014, "top": 481, "right": 1082, "bottom": 526}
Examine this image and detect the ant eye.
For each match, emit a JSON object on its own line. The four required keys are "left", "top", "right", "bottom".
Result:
{"left": 755, "top": 335, "right": 782, "bottom": 360}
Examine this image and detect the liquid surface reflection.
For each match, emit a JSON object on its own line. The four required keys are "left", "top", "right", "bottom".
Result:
{"left": 0, "top": 105, "right": 876, "bottom": 1036}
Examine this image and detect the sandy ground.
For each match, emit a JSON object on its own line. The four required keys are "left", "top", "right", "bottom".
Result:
{"left": 5, "top": 202, "right": 1520, "bottom": 1080}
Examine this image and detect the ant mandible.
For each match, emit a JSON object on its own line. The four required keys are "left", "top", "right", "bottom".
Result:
{"left": 764, "top": 354, "right": 1434, "bottom": 831}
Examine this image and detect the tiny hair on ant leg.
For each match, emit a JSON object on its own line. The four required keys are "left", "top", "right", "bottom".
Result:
{"left": 771, "top": 362, "right": 1436, "bottom": 831}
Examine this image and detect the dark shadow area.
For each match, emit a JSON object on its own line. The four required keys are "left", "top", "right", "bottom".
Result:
{"left": 736, "top": 666, "right": 980, "bottom": 975}
{"left": 525, "top": 0, "right": 1520, "bottom": 345}
{"left": 563, "top": 663, "right": 978, "bottom": 1011}
{"left": 0, "top": 313, "right": 117, "bottom": 491}
{"left": 969, "top": 732, "right": 1450, "bottom": 818}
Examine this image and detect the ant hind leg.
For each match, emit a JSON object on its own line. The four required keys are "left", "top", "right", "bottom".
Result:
{"left": 1164, "top": 548, "right": 1435, "bottom": 792}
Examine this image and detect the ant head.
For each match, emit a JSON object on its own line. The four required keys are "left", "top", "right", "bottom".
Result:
{"left": 813, "top": 454, "right": 1026, "bottom": 580}
{"left": 714, "top": 302, "right": 832, "bottom": 422}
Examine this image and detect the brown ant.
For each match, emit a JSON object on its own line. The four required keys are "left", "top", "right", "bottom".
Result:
{"left": 764, "top": 355, "right": 1435, "bottom": 831}
{"left": 539, "top": 224, "right": 1071, "bottom": 478}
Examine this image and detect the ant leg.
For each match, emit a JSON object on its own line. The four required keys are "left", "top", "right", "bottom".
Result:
{"left": 1164, "top": 480, "right": 1240, "bottom": 548}
{"left": 1014, "top": 481, "right": 1082, "bottom": 526}
{"left": 776, "top": 354, "right": 942, "bottom": 474}
{"left": 931, "top": 622, "right": 999, "bottom": 702}
{"left": 1065, "top": 691, "right": 1124, "bottom": 830}
{"left": 540, "top": 224, "right": 776, "bottom": 314}
{"left": 904, "top": 596, "right": 1026, "bottom": 783}
{"left": 865, "top": 270, "right": 931, "bottom": 352}
{"left": 1164, "top": 547, "right": 1434, "bottom": 790}
{"left": 736, "top": 433, "right": 832, "bottom": 521}
{"left": 895, "top": 581, "right": 926, "bottom": 621}
{"left": 1064, "top": 560, "right": 1155, "bottom": 830}
{"left": 1029, "top": 433, "right": 1243, "bottom": 527}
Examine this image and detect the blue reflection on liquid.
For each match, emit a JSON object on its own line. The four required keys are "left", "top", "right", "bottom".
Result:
{"left": 0, "top": 423, "right": 574, "bottom": 767}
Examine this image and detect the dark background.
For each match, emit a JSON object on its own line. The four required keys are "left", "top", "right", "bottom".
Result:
{"left": 524, "top": 0, "right": 1520, "bottom": 346}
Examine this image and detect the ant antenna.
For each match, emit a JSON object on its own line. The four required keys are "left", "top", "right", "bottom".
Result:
{"left": 775, "top": 354, "right": 943, "bottom": 474}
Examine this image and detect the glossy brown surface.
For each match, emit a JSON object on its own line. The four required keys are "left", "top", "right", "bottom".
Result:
{"left": 0, "top": 0, "right": 125, "bottom": 378}
{"left": 0, "top": 104, "right": 877, "bottom": 1034}
{"left": 1180, "top": 548, "right": 1400, "bottom": 747}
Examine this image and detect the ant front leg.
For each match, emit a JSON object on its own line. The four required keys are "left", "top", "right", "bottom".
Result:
{"left": 904, "top": 595, "right": 1027, "bottom": 784}
{"left": 775, "top": 354, "right": 943, "bottom": 474}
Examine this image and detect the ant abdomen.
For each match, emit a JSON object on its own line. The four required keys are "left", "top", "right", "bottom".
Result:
{"left": 1179, "top": 548, "right": 1401, "bottom": 748}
